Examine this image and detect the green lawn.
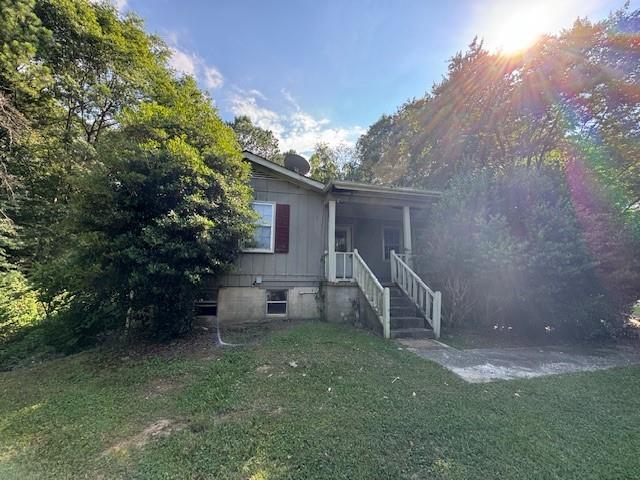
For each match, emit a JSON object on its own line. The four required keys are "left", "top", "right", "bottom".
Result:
{"left": 1, "top": 322, "right": 639, "bottom": 479}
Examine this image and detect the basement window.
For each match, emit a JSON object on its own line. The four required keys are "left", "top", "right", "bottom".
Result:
{"left": 195, "top": 300, "right": 217, "bottom": 317}
{"left": 266, "top": 289, "right": 287, "bottom": 315}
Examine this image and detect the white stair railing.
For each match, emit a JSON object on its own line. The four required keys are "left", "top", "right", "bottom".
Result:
{"left": 390, "top": 250, "right": 441, "bottom": 338}
{"left": 353, "top": 249, "right": 390, "bottom": 338}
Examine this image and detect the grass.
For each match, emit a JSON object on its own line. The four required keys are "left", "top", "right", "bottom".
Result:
{"left": 1, "top": 322, "right": 640, "bottom": 479}
{"left": 439, "top": 325, "right": 621, "bottom": 350}
{"left": 439, "top": 327, "right": 570, "bottom": 350}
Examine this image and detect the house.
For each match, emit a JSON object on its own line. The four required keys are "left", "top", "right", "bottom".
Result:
{"left": 198, "top": 151, "right": 443, "bottom": 339}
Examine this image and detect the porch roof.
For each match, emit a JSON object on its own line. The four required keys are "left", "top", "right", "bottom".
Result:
{"left": 325, "top": 180, "right": 441, "bottom": 207}
{"left": 243, "top": 150, "right": 441, "bottom": 206}
{"left": 326, "top": 180, "right": 440, "bottom": 198}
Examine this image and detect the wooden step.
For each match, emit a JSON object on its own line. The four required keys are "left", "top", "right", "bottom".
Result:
{"left": 390, "top": 327, "right": 434, "bottom": 339}
{"left": 390, "top": 305, "right": 419, "bottom": 317}
{"left": 390, "top": 294, "right": 415, "bottom": 303}
{"left": 390, "top": 316, "right": 425, "bottom": 329}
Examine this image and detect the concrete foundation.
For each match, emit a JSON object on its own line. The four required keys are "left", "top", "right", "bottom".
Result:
{"left": 217, "top": 286, "right": 321, "bottom": 326}
{"left": 321, "top": 283, "right": 384, "bottom": 336}
{"left": 215, "top": 282, "right": 384, "bottom": 337}
{"left": 322, "top": 283, "right": 359, "bottom": 324}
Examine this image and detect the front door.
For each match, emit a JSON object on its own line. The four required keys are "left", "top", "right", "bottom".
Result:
{"left": 335, "top": 226, "right": 352, "bottom": 253}
{"left": 335, "top": 226, "right": 353, "bottom": 279}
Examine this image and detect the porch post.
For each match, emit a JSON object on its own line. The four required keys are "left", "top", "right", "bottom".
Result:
{"left": 383, "top": 287, "right": 391, "bottom": 339}
{"left": 328, "top": 200, "right": 336, "bottom": 282}
{"left": 402, "top": 206, "right": 412, "bottom": 255}
{"left": 433, "top": 291, "right": 442, "bottom": 339}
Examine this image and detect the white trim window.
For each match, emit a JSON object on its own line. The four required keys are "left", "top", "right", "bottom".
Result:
{"left": 244, "top": 201, "right": 275, "bottom": 252}
{"left": 383, "top": 227, "right": 401, "bottom": 261}
{"left": 266, "top": 289, "right": 288, "bottom": 315}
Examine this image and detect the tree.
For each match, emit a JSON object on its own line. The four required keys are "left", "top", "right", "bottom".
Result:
{"left": 47, "top": 78, "right": 254, "bottom": 343}
{"left": 352, "top": 9, "right": 639, "bottom": 194}
{"left": 0, "top": 0, "right": 256, "bottom": 348}
{"left": 309, "top": 142, "right": 341, "bottom": 183}
{"left": 228, "top": 115, "right": 281, "bottom": 162}
{"left": 2, "top": 0, "right": 171, "bottom": 272}
{"left": 418, "top": 168, "right": 612, "bottom": 338}
{"left": 351, "top": 7, "right": 639, "bottom": 335}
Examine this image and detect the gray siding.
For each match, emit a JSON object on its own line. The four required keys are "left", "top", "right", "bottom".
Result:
{"left": 217, "top": 166, "right": 326, "bottom": 288}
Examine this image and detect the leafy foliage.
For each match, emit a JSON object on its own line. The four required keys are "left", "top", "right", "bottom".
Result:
{"left": 355, "top": 10, "right": 639, "bottom": 199}
{"left": 354, "top": 8, "right": 640, "bottom": 336}
{"left": 0, "top": 0, "right": 254, "bottom": 348}
{"left": 228, "top": 115, "right": 281, "bottom": 162}
{"left": 0, "top": 271, "right": 44, "bottom": 342}
{"left": 309, "top": 142, "right": 340, "bottom": 183}
{"left": 41, "top": 78, "right": 254, "bottom": 343}
{"left": 418, "top": 169, "right": 613, "bottom": 338}
{"left": 2, "top": 0, "right": 171, "bottom": 270}
{"left": 309, "top": 142, "right": 356, "bottom": 183}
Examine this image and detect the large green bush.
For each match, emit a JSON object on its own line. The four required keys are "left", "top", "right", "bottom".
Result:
{"left": 418, "top": 168, "right": 618, "bottom": 339}
{"left": 40, "top": 78, "right": 254, "bottom": 345}
{"left": 0, "top": 0, "right": 256, "bottom": 349}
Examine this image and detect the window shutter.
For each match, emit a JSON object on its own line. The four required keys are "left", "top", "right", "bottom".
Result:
{"left": 274, "top": 204, "right": 290, "bottom": 253}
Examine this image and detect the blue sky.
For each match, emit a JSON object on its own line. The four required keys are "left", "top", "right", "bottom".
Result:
{"left": 112, "top": 0, "right": 633, "bottom": 155}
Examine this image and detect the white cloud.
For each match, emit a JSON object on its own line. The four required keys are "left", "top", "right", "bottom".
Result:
{"left": 228, "top": 89, "right": 364, "bottom": 155}
{"left": 248, "top": 89, "right": 267, "bottom": 100}
{"left": 281, "top": 88, "right": 301, "bottom": 111}
{"left": 229, "top": 92, "right": 284, "bottom": 136}
{"left": 169, "top": 47, "right": 197, "bottom": 76}
{"left": 89, "top": 0, "right": 127, "bottom": 13}
{"left": 168, "top": 43, "right": 224, "bottom": 90}
{"left": 203, "top": 66, "right": 224, "bottom": 89}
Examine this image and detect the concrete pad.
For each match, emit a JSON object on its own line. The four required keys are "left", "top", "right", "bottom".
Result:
{"left": 397, "top": 339, "right": 640, "bottom": 383}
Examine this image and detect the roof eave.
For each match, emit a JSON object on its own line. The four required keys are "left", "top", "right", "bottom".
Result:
{"left": 326, "top": 180, "right": 441, "bottom": 198}
{"left": 243, "top": 151, "right": 325, "bottom": 192}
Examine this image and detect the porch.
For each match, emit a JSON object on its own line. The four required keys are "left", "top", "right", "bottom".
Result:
{"left": 323, "top": 182, "right": 443, "bottom": 339}
{"left": 331, "top": 202, "right": 413, "bottom": 283}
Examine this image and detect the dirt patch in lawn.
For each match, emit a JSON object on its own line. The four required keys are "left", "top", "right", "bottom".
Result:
{"left": 255, "top": 364, "right": 273, "bottom": 374}
{"left": 143, "top": 376, "right": 190, "bottom": 399}
{"left": 104, "top": 419, "right": 186, "bottom": 456}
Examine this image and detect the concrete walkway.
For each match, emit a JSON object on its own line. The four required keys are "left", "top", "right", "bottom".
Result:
{"left": 397, "top": 338, "right": 640, "bottom": 383}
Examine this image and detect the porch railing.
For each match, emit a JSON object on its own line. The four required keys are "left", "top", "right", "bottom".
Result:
{"left": 390, "top": 250, "right": 441, "bottom": 338}
{"left": 353, "top": 249, "right": 390, "bottom": 338}
{"left": 396, "top": 253, "right": 412, "bottom": 266}
{"left": 335, "top": 252, "right": 354, "bottom": 280}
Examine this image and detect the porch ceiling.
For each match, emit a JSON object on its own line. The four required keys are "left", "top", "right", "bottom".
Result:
{"left": 335, "top": 202, "right": 404, "bottom": 221}
{"left": 326, "top": 181, "right": 440, "bottom": 208}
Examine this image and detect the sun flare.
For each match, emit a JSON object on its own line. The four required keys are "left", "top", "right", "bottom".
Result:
{"left": 488, "top": 3, "right": 558, "bottom": 54}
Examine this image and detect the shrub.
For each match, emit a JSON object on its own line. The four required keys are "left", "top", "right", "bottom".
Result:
{"left": 417, "top": 168, "right": 618, "bottom": 339}
{"left": 0, "top": 271, "right": 44, "bottom": 342}
{"left": 38, "top": 79, "right": 255, "bottom": 344}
